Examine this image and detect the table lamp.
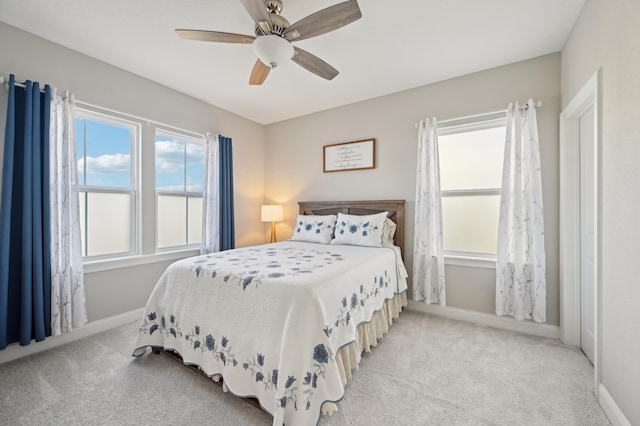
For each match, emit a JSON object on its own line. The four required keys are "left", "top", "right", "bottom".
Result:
{"left": 261, "top": 205, "right": 283, "bottom": 243}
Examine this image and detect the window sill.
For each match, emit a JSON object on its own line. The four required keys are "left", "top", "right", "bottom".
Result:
{"left": 444, "top": 254, "right": 496, "bottom": 269}
{"left": 83, "top": 249, "right": 200, "bottom": 274}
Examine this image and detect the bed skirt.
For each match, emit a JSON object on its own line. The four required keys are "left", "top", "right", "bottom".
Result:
{"left": 321, "top": 291, "right": 407, "bottom": 416}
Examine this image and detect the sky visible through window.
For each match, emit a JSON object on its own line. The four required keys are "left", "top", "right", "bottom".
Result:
{"left": 155, "top": 135, "right": 203, "bottom": 193}
{"left": 76, "top": 118, "right": 131, "bottom": 188}
{"left": 76, "top": 119, "right": 204, "bottom": 192}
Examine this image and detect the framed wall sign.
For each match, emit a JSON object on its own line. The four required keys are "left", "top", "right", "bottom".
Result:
{"left": 323, "top": 138, "right": 375, "bottom": 172}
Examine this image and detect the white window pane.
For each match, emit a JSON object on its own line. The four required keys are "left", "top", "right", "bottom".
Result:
{"left": 439, "top": 126, "right": 505, "bottom": 190}
{"left": 155, "top": 131, "right": 202, "bottom": 250}
{"left": 157, "top": 195, "right": 187, "bottom": 248}
{"left": 86, "top": 192, "right": 131, "bottom": 256}
{"left": 442, "top": 195, "right": 500, "bottom": 255}
{"left": 188, "top": 197, "right": 202, "bottom": 245}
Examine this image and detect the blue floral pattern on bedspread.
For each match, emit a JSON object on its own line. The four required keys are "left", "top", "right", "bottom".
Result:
{"left": 132, "top": 241, "right": 408, "bottom": 426}
{"left": 190, "top": 246, "right": 344, "bottom": 290}
{"left": 138, "top": 311, "right": 334, "bottom": 413}
{"left": 323, "top": 271, "right": 392, "bottom": 338}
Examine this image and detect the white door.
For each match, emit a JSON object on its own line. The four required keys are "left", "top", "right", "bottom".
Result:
{"left": 579, "top": 105, "right": 595, "bottom": 364}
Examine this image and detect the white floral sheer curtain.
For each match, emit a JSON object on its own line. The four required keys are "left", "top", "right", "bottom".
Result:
{"left": 412, "top": 118, "right": 445, "bottom": 305}
{"left": 200, "top": 132, "right": 220, "bottom": 254}
{"left": 496, "top": 99, "right": 546, "bottom": 322}
{"left": 49, "top": 89, "right": 88, "bottom": 335}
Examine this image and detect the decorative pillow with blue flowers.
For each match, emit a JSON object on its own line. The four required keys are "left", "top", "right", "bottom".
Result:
{"left": 290, "top": 214, "right": 337, "bottom": 244}
{"left": 331, "top": 211, "right": 388, "bottom": 247}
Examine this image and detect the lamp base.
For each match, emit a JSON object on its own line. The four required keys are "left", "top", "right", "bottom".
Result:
{"left": 270, "top": 222, "right": 277, "bottom": 243}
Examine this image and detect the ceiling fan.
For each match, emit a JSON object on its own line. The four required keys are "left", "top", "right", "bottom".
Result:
{"left": 175, "top": 0, "right": 362, "bottom": 85}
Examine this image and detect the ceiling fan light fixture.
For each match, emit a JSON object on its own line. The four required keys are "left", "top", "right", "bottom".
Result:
{"left": 253, "top": 35, "right": 294, "bottom": 69}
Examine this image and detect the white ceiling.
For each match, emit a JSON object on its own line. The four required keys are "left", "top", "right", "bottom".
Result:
{"left": 0, "top": 0, "right": 585, "bottom": 125}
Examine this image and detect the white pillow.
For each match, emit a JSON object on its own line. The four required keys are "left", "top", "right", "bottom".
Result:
{"left": 382, "top": 218, "right": 397, "bottom": 245}
{"left": 331, "top": 211, "right": 388, "bottom": 247}
{"left": 290, "top": 214, "right": 337, "bottom": 244}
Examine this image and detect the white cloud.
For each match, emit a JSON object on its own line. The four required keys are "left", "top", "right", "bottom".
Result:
{"left": 185, "top": 143, "right": 203, "bottom": 164}
{"left": 78, "top": 153, "right": 130, "bottom": 174}
{"left": 155, "top": 140, "right": 203, "bottom": 174}
{"left": 155, "top": 141, "right": 184, "bottom": 173}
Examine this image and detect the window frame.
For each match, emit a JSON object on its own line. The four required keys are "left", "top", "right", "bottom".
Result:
{"left": 438, "top": 114, "right": 507, "bottom": 268}
{"left": 76, "top": 107, "right": 141, "bottom": 261}
{"left": 154, "top": 128, "right": 204, "bottom": 251}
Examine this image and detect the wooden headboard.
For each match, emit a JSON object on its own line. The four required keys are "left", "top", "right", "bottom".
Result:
{"left": 298, "top": 200, "right": 405, "bottom": 258}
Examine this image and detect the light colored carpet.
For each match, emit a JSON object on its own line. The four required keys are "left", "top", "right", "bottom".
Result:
{"left": 0, "top": 310, "right": 610, "bottom": 425}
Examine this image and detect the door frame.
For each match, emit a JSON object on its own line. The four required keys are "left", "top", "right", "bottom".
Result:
{"left": 559, "top": 70, "right": 602, "bottom": 396}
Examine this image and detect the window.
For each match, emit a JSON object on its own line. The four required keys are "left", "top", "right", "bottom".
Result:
{"left": 74, "top": 105, "right": 205, "bottom": 270}
{"left": 155, "top": 130, "right": 204, "bottom": 249}
{"left": 438, "top": 117, "right": 506, "bottom": 258}
{"left": 76, "top": 110, "right": 139, "bottom": 258}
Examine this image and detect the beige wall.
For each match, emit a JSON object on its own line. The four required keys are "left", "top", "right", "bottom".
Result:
{"left": 265, "top": 53, "right": 561, "bottom": 325}
{"left": 0, "top": 22, "right": 266, "bottom": 322}
{"left": 562, "top": 0, "right": 640, "bottom": 423}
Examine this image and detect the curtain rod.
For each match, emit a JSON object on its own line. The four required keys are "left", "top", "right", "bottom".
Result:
{"left": 0, "top": 74, "right": 48, "bottom": 92}
{"left": 414, "top": 101, "right": 543, "bottom": 128}
{"left": 1, "top": 74, "right": 207, "bottom": 139}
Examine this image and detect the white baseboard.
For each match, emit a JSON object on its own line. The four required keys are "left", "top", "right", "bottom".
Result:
{"left": 0, "top": 307, "right": 145, "bottom": 365}
{"left": 599, "top": 384, "right": 631, "bottom": 426}
{"left": 407, "top": 301, "right": 560, "bottom": 339}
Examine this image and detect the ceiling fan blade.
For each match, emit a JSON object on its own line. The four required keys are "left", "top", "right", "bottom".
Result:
{"left": 249, "top": 59, "right": 271, "bottom": 85}
{"left": 284, "top": 0, "right": 361, "bottom": 42}
{"left": 239, "top": 0, "right": 272, "bottom": 31}
{"left": 292, "top": 47, "right": 339, "bottom": 81}
{"left": 176, "top": 29, "right": 255, "bottom": 44}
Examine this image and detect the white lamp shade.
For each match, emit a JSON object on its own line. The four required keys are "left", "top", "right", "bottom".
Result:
{"left": 261, "top": 205, "right": 283, "bottom": 222}
{"left": 253, "top": 35, "right": 294, "bottom": 68}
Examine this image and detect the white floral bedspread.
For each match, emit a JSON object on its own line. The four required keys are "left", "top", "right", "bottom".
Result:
{"left": 133, "top": 241, "right": 408, "bottom": 426}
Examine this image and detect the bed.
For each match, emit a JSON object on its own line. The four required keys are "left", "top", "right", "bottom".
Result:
{"left": 132, "top": 200, "right": 408, "bottom": 425}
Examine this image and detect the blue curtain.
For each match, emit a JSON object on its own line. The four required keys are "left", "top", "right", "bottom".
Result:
{"left": 218, "top": 136, "right": 235, "bottom": 251}
{"left": 0, "top": 75, "right": 52, "bottom": 349}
